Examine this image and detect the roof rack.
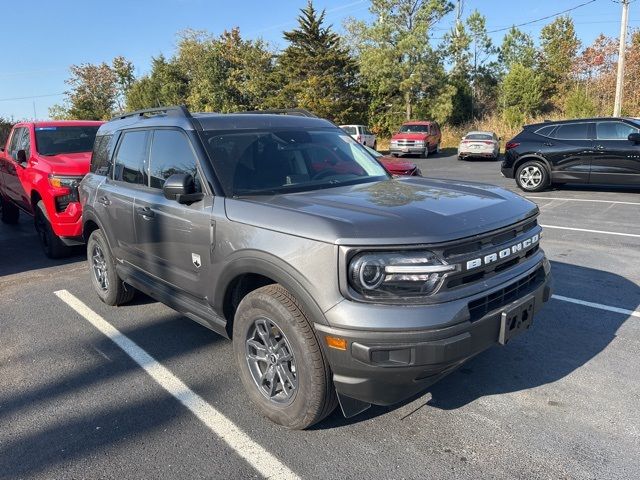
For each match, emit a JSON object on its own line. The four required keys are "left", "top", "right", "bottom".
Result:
{"left": 233, "top": 108, "right": 317, "bottom": 118}
{"left": 113, "top": 105, "right": 194, "bottom": 121}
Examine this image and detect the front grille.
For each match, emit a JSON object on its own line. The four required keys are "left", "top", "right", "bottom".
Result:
{"left": 467, "top": 267, "right": 545, "bottom": 322}
{"left": 392, "top": 139, "right": 420, "bottom": 146}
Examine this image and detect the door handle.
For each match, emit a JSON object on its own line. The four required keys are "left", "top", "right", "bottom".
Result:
{"left": 595, "top": 144, "right": 605, "bottom": 150}
{"left": 97, "top": 196, "right": 111, "bottom": 206}
{"left": 135, "top": 206, "right": 155, "bottom": 219}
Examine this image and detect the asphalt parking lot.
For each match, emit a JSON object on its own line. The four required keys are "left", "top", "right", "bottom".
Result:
{"left": 1, "top": 151, "right": 639, "bottom": 479}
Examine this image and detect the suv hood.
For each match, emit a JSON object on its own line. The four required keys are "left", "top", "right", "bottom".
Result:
{"left": 225, "top": 178, "right": 538, "bottom": 245}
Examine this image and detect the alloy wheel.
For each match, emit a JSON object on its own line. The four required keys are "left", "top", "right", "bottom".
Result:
{"left": 92, "top": 244, "right": 109, "bottom": 291}
{"left": 245, "top": 317, "right": 297, "bottom": 404}
{"left": 519, "top": 165, "right": 543, "bottom": 189}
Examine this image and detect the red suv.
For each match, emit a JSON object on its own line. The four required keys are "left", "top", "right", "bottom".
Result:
{"left": 0, "top": 121, "right": 102, "bottom": 257}
{"left": 389, "top": 121, "right": 442, "bottom": 158}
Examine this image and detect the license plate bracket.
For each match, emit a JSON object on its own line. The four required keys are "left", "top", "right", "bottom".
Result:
{"left": 499, "top": 295, "right": 535, "bottom": 345}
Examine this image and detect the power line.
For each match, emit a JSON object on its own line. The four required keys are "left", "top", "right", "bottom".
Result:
{"left": 0, "top": 93, "right": 65, "bottom": 103}
{"left": 486, "top": 0, "right": 598, "bottom": 34}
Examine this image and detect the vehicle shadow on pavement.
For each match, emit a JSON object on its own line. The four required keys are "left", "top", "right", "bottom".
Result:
{"left": 319, "top": 260, "right": 639, "bottom": 428}
{"left": 0, "top": 313, "right": 225, "bottom": 478}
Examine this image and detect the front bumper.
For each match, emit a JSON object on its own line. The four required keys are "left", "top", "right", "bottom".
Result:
{"left": 501, "top": 162, "right": 515, "bottom": 178}
{"left": 459, "top": 149, "right": 498, "bottom": 158}
{"left": 316, "top": 258, "right": 552, "bottom": 406}
{"left": 389, "top": 145, "right": 426, "bottom": 155}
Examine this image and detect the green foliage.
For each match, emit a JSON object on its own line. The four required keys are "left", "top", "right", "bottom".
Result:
{"left": 0, "top": 117, "right": 15, "bottom": 146}
{"left": 126, "top": 55, "right": 189, "bottom": 110}
{"left": 539, "top": 16, "right": 580, "bottom": 101}
{"left": 500, "top": 27, "right": 536, "bottom": 70}
{"left": 272, "top": 2, "right": 366, "bottom": 123}
{"left": 564, "top": 88, "right": 597, "bottom": 118}
{"left": 500, "top": 63, "right": 543, "bottom": 120}
{"left": 502, "top": 106, "right": 525, "bottom": 129}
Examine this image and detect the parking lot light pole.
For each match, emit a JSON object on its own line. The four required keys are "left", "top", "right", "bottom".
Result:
{"left": 613, "top": 0, "right": 630, "bottom": 117}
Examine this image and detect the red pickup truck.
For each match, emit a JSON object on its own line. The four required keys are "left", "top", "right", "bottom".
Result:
{"left": 389, "top": 120, "right": 442, "bottom": 158}
{"left": 0, "top": 121, "right": 102, "bottom": 257}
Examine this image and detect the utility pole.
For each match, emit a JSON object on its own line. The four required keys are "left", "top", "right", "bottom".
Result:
{"left": 613, "top": 0, "right": 630, "bottom": 117}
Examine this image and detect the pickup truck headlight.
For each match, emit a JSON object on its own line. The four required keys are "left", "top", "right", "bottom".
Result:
{"left": 348, "top": 250, "right": 456, "bottom": 300}
{"left": 48, "top": 175, "right": 83, "bottom": 190}
{"left": 49, "top": 175, "right": 84, "bottom": 212}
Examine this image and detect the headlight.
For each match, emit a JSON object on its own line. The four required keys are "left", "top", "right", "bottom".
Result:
{"left": 415, "top": 140, "right": 425, "bottom": 145}
{"left": 348, "top": 250, "right": 456, "bottom": 301}
{"left": 48, "top": 175, "right": 83, "bottom": 189}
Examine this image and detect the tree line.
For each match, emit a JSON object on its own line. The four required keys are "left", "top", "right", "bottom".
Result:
{"left": 48, "top": 0, "right": 640, "bottom": 137}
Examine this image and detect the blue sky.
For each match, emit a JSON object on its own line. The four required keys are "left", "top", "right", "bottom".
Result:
{"left": 1, "top": 0, "right": 637, "bottom": 120}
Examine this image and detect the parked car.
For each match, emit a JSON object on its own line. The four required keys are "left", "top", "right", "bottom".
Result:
{"left": 458, "top": 131, "right": 500, "bottom": 161}
{"left": 80, "top": 106, "right": 551, "bottom": 429}
{"left": 340, "top": 124, "right": 376, "bottom": 149}
{"left": 0, "top": 120, "right": 102, "bottom": 257}
{"left": 502, "top": 117, "right": 640, "bottom": 192}
{"left": 364, "top": 145, "right": 421, "bottom": 176}
{"left": 389, "top": 121, "right": 441, "bottom": 158}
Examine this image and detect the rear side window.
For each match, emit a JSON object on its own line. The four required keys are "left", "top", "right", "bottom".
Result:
{"left": 91, "top": 134, "right": 114, "bottom": 175}
{"left": 113, "top": 130, "right": 149, "bottom": 185}
{"left": 596, "top": 121, "right": 638, "bottom": 140}
{"left": 342, "top": 126, "right": 356, "bottom": 135}
{"left": 148, "top": 129, "right": 200, "bottom": 190}
{"left": 535, "top": 125, "right": 556, "bottom": 137}
{"left": 551, "top": 123, "right": 590, "bottom": 140}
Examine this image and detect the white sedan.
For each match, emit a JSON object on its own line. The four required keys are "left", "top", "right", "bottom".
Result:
{"left": 458, "top": 131, "right": 500, "bottom": 160}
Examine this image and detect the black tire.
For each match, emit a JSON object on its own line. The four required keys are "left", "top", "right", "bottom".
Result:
{"left": 34, "top": 200, "right": 71, "bottom": 259}
{"left": 0, "top": 196, "right": 19, "bottom": 224}
{"left": 421, "top": 147, "right": 429, "bottom": 159}
{"left": 233, "top": 284, "right": 337, "bottom": 429}
{"left": 457, "top": 155, "right": 464, "bottom": 161}
{"left": 515, "top": 160, "right": 550, "bottom": 192}
{"left": 373, "top": 141, "right": 377, "bottom": 151}
{"left": 87, "top": 229, "right": 135, "bottom": 306}
{"left": 435, "top": 142, "right": 441, "bottom": 154}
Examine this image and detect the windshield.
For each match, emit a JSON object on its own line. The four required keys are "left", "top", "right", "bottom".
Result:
{"left": 399, "top": 124, "right": 428, "bottom": 133}
{"left": 465, "top": 133, "right": 493, "bottom": 141}
{"left": 364, "top": 145, "right": 382, "bottom": 158}
{"left": 202, "top": 128, "right": 389, "bottom": 196}
{"left": 35, "top": 126, "right": 99, "bottom": 155}
{"left": 341, "top": 126, "right": 357, "bottom": 135}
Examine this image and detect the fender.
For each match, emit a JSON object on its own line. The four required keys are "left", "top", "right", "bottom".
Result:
{"left": 513, "top": 154, "right": 553, "bottom": 176}
{"left": 82, "top": 208, "right": 115, "bottom": 252}
{"left": 213, "top": 251, "right": 332, "bottom": 332}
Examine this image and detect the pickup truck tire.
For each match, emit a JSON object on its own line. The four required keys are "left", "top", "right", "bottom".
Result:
{"left": 34, "top": 200, "right": 71, "bottom": 258}
{"left": 0, "top": 196, "right": 19, "bottom": 224}
{"left": 87, "top": 229, "right": 135, "bottom": 306}
{"left": 233, "top": 284, "right": 337, "bottom": 429}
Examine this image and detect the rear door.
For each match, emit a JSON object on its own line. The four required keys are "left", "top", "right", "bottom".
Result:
{"left": 545, "top": 122, "right": 594, "bottom": 183}
{"left": 590, "top": 120, "right": 640, "bottom": 185}
{"left": 98, "top": 129, "right": 150, "bottom": 262}
{"left": 132, "top": 128, "right": 212, "bottom": 298}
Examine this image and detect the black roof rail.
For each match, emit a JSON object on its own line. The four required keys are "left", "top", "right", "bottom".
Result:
{"left": 233, "top": 108, "right": 318, "bottom": 118}
{"left": 112, "top": 105, "right": 193, "bottom": 121}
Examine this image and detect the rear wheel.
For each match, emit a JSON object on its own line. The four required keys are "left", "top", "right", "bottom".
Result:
{"left": 0, "top": 196, "right": 19, "bottom": 224}
{"left": 373, "top": 141, "right": 377, "bottom": 151}
{"left": 233, "top": 284, "right": 337, "bottom": 429}
{"left": 87, "top": 229, "right": 135, "bottom": 306}
{"left": 34, "top": 200, "right": 71, "bottom": 258}
{"left": 515, "top": 160, "right": 549, "bottom": 192}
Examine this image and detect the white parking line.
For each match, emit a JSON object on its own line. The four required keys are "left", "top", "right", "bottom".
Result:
{"left": 527, "top": 196, "right": 640, "bottom": 206}
{"left": 54, "top": 290, "right": 299, "bottom": 480}
{"left": 553, "top": 294, "right": 640, "bottom": 318}
{"left": 540, "top": 224, "right": 640, "bottom": 239}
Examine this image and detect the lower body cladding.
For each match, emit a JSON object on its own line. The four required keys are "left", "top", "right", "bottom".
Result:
{"left": 316, "top": 258, "right": 552, "bottom": 417}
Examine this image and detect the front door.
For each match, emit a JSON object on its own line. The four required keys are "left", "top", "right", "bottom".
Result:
{"left": 3, "top": 127, "right": 31, "bottom": 211}
{"left": 590, "top": 120, "right": 640, "bottom": 185}
{"left": 132, "top": 128, "right": 212, "bottom": 299}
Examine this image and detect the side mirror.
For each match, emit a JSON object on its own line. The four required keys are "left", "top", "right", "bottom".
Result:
{"left": 628, "top": 132, "right": 640, "bottom": 144}
{"left": 16, "top": 149, "right": 27, "bottom": 167}
{"left": 163, "top": 173, "right": 204, "bottom": 204}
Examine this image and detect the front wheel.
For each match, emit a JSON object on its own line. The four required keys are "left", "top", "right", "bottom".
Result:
{"left": 233, "top": 284, "right": 337, "bottom": 429}
{"left": 34, "top": 200, "right": 71, "bottom": 258}
{"left": 421, "top": 147, "right": 429, "bottom": 159}
{"left": 87, "top": 229, "right": 135, "bottom": 306}
{"left": 515, "top": 160, "right": 549, "bottom": 192}
{"left": 435, "top": 142, "right": 441, "bottom": 154}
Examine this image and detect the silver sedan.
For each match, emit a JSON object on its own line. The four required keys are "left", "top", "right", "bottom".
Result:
{"left": 458, "top": 131, "right": 500, "bottom": 160}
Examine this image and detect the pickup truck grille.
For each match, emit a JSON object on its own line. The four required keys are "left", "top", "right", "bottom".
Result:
{"left": 391, "top": 139, "right": 419, "bottom": 146}
{"left": 433, "top": 217, "right": 541, "bottom": 292}
{"left": 467, "top": 266, "right": 545, "bottom": 322}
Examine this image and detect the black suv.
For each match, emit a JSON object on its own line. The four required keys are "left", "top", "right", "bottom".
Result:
{"left": 80, "top": 106, "right": 551, "bottom": 429}
{"left": 502, "top": 117, "right": 640, "bottom": 192}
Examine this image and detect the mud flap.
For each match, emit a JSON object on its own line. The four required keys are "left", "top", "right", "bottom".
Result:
{"left": 337, "top": 392, "right": 371, "bottom": 418}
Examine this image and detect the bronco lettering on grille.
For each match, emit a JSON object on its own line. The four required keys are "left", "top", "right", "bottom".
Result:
{"left": 465, "top": 234, "right": 539, "bottom": 270}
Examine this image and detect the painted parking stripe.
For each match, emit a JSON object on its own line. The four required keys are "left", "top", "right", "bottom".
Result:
{"left": 527, "top": 196, "right": 640, "bottom": 206}
{"left": 552, "top": 294, "right": 640, "bottom": 318}
{"left": 54, "top": 289, "right": 299, "bottom": 480}
{"left": 540, "top": 224, "right": 640, "bottom": 239}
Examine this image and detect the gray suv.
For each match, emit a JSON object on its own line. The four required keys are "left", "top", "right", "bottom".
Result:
{"left": 80, "top": 106, "right": 552, "bottom": 429}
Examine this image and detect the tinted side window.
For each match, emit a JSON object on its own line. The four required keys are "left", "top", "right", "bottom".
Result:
{"left": 91, "top": 134, "right": 114, "bottom": 175}
{"left": 596, "top": 121, "right": 638, "bottom": 140}
{"left": 18, "top": 128, "right": 31, "bottom": 157}
{"left": 535, "top": 125, "right": 556, "bottom": 137}
{"left": 148, "top": 129, "right": 200, "bottom": 190}
{"left": 113, "top": 130, "right": 149, "bottom": 185}
{"left": 8, "top": 128, "right": 23, "bottom": 159}
{"left": 552, "top": 123, "right": 590, "bottom": 140}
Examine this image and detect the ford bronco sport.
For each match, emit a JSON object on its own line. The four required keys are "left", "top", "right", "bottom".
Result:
{"left": 80, "top": 106, "right": 552, "bottom": 429}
